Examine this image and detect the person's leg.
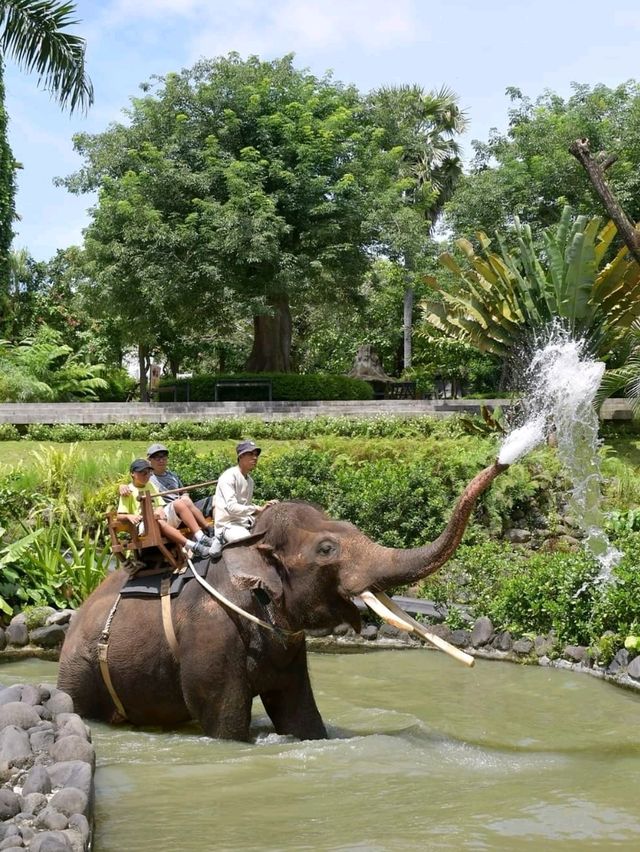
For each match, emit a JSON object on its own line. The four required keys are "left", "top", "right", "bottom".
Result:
{"left": 179, "top": 495, "right": 208, "bottom": 530}
{"left": 157, "top": 520, "right": 188, "bottom": 547}
{"left": 194, "top": 495, "right": 214, "bottom": 520}
{"left": 171, "top": 500, "right": 205, "bottom": 538}
{"left": 221, "top": 524, "right": 252, "bottom": 543}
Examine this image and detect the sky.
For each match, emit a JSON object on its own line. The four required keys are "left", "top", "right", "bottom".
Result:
{"left": 5, "top": 0, "right": 640, "bottom": 260}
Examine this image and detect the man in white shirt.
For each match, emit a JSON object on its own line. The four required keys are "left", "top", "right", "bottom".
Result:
{"left": 214, "top": 440, "right": 277, "bottom": 543}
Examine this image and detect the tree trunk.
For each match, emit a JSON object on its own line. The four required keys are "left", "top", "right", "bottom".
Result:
{"left": 245, "top": 297, "right": 292, "bottom": 372}
{"left": 138, "top": 343, "right": 150, "bottom": 401}
{"left": 569, "top": 138, "right": 640, "bottom": 265}
{"left": 403, "top": 286, "right": 413, "bottom": 370}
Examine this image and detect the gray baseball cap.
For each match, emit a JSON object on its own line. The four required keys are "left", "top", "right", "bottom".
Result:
{"left": 147, "top": 443, "right": 169, "bottom": 457}
{"left": 236, "top": 440, "right": 261, "bottom": 457}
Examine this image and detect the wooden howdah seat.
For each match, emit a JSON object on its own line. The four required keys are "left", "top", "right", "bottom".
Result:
{"left": 107, "top": 482, "right": 216, "bottom": 572}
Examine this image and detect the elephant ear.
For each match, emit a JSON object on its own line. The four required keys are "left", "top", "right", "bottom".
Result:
{"left": 223, "top": 543, "right": 284, "bottom": 606}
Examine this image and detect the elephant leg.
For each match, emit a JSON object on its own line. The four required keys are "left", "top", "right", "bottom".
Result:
{"left": 260, "top": 668, "right": 327, "bottom": 740}
{"left": 180, "top": 664, "right": 253, "bottom": 741}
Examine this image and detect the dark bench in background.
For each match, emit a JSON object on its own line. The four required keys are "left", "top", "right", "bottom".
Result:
{"left": 214, "top": 379, "right": 273, "bottom": 401}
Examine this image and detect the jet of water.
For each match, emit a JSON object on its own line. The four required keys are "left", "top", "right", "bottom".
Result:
{"left": 498, "top": 326, "right": 620, "bottom": 579}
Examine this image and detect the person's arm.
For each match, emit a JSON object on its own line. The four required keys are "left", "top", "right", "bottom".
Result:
{"left": 117, "top": 491, "right": 141, "bottom": 525}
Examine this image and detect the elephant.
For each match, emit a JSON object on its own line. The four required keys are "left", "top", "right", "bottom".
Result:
{"left": 57, "top": 460, "right": 507, "bottom": 741}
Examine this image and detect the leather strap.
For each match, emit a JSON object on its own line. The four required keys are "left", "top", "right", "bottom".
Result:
{"left": 160, "top": 576, "right": 180, "bottom": 660}
{"left": 97, "top": 593, "right": 128, "bottom": 721}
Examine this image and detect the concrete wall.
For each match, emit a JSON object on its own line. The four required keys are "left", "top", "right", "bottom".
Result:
{"left": 0, "top": 398, "right": 631, "bottom": 425}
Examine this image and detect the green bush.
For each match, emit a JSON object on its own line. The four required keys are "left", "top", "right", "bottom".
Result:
{"left": 160, "top": 372, "right": 373, "bottom": 401}
{"left": 0, "top": 424, "right": 19, "bottom": 440}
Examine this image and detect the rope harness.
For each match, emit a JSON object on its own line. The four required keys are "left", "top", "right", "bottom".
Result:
{"left": 97, "top": 550, "right": 302, "bottom": 720}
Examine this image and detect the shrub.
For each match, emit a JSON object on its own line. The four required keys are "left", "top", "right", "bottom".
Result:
{"left": 160, "top": 372, "right": 373, "bottom": 401}
{"left": 0, "top": 424, "right": 19, "bottom": 441}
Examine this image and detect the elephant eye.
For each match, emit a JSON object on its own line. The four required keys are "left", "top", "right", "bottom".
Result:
{"left": 317, "top": 539, "right": 337, "bottom": 558}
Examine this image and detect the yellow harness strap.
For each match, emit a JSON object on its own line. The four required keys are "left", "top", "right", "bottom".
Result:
{"left": 160, "top": 577, "right": 179, "bottom": 660}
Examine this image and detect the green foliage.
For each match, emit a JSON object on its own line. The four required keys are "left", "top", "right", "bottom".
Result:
{"left": 5, "top": 415, "right": 473, "bottom": 443}
{"left": 161, "top": 372, "right": 373, "bottom": 402}
{"left": 422, "top": 208, "right": 640, "bottom": 364}
{"left": 445, "top": 82, "right": 640, "bottom": 240}
{"left": 0, "top": 61, "right": 15, "bottom": 305}
{"left": 0, "top": 424, "right": 19, "bottom": 440}
{"left": 0, "top": 0, "right": 93, "bottom": 114}
{"left": 0, "top": 324, "right": 108, "bottom": 401}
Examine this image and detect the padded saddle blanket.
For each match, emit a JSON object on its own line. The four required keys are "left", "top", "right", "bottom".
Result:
{"left": 120, "top": 559, "right": 209, "bottom": 599}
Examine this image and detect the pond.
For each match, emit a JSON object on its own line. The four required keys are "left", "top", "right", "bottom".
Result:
{"left": 3, "top": 649, "right": 640, "bottom": 851}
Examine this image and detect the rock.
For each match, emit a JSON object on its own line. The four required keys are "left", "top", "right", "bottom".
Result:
{"left": 22, "top": 607, "right": 55, "bottom": 629}
{"left": 0, "top": 726, "right": 31, "bottom": 766}
{"left": 0, "top": 790, "right": 21, "bottom": 820}
{"left": 504, "top": 528, "right": 531, "bottom": 544}
{"left": 4, "top": 623, "right": 28, "bottom": 647}
{"left": 68, "top": 813, "right": 90, "bottom": 844}
{"left": 470, "top": 616, "right": 493, "bottom": 647}
{"left": 22, "top": 764, "right": 52, "bottom": 796}
{"left": 0, "top": 825, "right": 20, "bottom": 842}
{"left": 29, "top": 625, "right": 66, "bottom": 649}
{"left": 0, "top": 629, "right": 6, "bottom": 651}
{"left": 0, "top": 687, "right": 23, "bottom": 706}
{"left": 608, "top": 648, "right": 630, "bottom": 674}
{"left": 332, "top": 623, "right": 352, "bottom": 637}
{"left": 0, "top": 835, "right": 24, "bottom": 849}
{"left": 305, "top": 627, "right": 332, "bottom": 638}
{"left": 425, "top": 624, "right": 454, "bottom": 643}
{"left": 49, "top": 787, "right": 88, "bottom": 818}
{"left": 492, "top": 630, "right": 513, "bottom": 652}
{"left": 411, "top": 601, "right": 447, "bottom": 623}
{"left": 35, "top": 807, "right": 69, "bottom": 831}
{"left": 45, "top": 610, "right": 74, "bottom": 627}
{"left": 361, "top": 624, "right": 378, "bottom": 641}
{"left": 377, "top": 623, "right": 402, "bottom": 639}
{"left": 563, "top": 645, "right": 587, "bottom": 663}
{"left": 534, "top": 635, "right": 555, "bottom": 657}
{"left": 51, "top": 736, "right": 95, "bottom": 767}
{"left": 450, "top": 629, "right": 471, "bottom": 648}
{"left": 0, "top": 702, "right": 41, "bottom": 730}
{"left": 513, "top": 638, "right": 534, "bottom": 655}
{"left": 29, "top": 830, "right": 74, "bottom": 852}
{"left": 627, "top": 655, "right": 640, "bottom": 681}
{"left": 30, "top": 729, "right": 55, "bottom": 753}
{"left": 20, "top": 684, "right": 41, "bottom": 707}
{"left": 55, "top": 714, "right": 90, "bottom": 742}
{"left": 47, "top": 762, "right": 93, "bottom": 800}
{"left": 44, "top": 691, "right": 74, "bottom": 717}
{"left": 21, "top": 792, "right": 48, "bottom": 815}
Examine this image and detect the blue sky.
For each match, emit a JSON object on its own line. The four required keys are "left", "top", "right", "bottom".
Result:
{"left": 5, "top": 0, "right": 640, "bottom": 260}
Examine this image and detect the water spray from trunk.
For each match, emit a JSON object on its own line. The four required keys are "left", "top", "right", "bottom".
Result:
{"left": 498, "top": 324, "right": 620, "bottom": 580}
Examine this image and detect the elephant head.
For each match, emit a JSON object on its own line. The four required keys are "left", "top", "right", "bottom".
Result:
{"left": 232, "top": 460, "right": 508, "bottom": 633}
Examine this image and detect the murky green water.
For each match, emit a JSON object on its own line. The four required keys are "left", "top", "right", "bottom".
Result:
{"left": 4, "top": 650, "right": 640, "bottom": 851}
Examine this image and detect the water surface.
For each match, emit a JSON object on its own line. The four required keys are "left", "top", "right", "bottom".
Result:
{"left": 4, "top": 651, "right": 640, "bottom": 851}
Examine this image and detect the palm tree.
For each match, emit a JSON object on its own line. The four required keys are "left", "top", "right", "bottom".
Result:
{"left": 0, "top": 0, "right": 93, "bottom": 113}
{"left": 367, "top": 85, "right": 468, "bottom": 368}
{"left": 0, "top": 1, "right": 92, "bottom": 306}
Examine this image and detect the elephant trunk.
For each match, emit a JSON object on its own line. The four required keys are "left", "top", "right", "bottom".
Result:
{"left": 341, "top": 461, "right": 508, "bottom": 596}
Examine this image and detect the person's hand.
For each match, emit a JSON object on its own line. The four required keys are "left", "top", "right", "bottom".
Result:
{"left": 154, "top": 508, "right": 167, "bottom": 520}
{"left": 119, "top": 484, "right": 133, "bottom": 497}
{"left": 127, "top": 513, "right": 142, "bottom": 525}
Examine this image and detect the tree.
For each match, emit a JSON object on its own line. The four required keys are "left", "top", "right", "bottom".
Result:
{"left": 445, "top": 82, "right": 640, "bottom": 242}
{"left": 421, "top": 207, "right": 640, "bottom": 379}
{"left": 365, "top": 85, "right": 467, "bottom": 368}
{"left": 63, "top": 55, "right": 395, "bottom": 378}
{"left": 0, "top": 0, "right": 93, "bottom": 309}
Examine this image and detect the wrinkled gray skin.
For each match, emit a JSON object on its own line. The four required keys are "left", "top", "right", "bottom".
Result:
{"left": 58, "top": 462, "right": 507, "bottom": 741}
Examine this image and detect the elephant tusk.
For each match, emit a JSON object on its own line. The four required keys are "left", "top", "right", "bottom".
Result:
{"left": 358, "top": 590, "right": 475, "bottom": 668}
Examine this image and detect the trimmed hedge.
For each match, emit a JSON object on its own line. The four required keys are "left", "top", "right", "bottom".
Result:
{"left": 159, "top": 373, "right": 373, "bottom": 401}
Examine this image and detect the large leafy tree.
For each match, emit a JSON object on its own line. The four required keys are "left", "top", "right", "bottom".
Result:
{"left": 421, "top": 207, "right": 640, "bottom": 383}
{"left": 365, "top": 85, "right": 467, "bottom": 368}
{"left": 0, "top": 0, "right": 93, "bottom": 320}
{"left": 64, "top": 54, "right": 399, "bottom": 381}
{"left": 445, "top": 82, "right": 640, "bottom": 242}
